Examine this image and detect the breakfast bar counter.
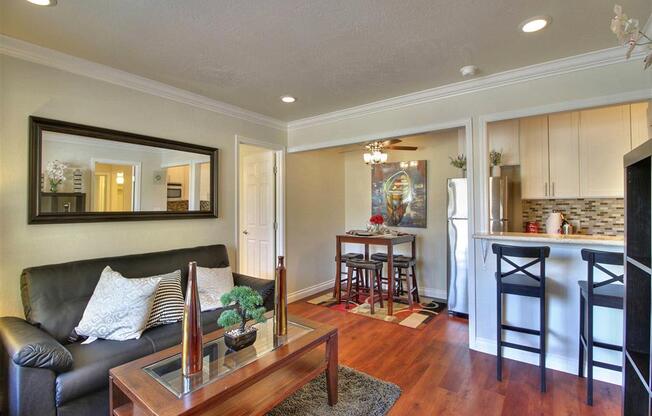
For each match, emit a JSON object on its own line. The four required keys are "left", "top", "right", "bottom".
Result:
{"left": 473, "top": 231, "right": 624, "bottom": 247}
{"left": 471, "top": 232, "right": 624, "bottom": 385}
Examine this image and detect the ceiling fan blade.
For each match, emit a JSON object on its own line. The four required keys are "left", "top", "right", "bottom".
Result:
{"left": 338, "top": 148, "right": 363, "bottom": 154}
{"left": 379, "top": 138, "right": 402, "bottom": 147}
{"left": 386, "top": 145, "right": 418, "bottom": 151}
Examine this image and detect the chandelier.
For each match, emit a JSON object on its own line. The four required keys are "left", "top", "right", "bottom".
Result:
{"left": 363, "top": 142, "right": 388, "bottom": 165}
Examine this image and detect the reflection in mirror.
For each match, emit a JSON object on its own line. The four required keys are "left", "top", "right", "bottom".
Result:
{"left": 29, "top": 117, "right": 218, "bottom": 223}
{"left": 40, "top": 132, "right": 212, "bottom": 215}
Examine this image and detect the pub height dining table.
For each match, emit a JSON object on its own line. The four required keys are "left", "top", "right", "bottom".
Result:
{"left": 334, "top": 232, "right": 417, "bottom": 316}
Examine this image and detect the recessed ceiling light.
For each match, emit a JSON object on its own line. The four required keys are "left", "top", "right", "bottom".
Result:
{"left": 520, "top": 16, "right": 551, "bottom": 33}
{"left": 27, "top": 0, "right": 57, "bottom": 5}
{"left": 280, "top": 95, "right": 296, "bottom": 103}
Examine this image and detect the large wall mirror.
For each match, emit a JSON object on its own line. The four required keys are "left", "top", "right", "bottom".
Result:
{"left": 29, "top": 117, "right": 218, "bottom": 223}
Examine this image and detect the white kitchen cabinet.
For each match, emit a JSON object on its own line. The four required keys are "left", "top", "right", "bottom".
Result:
{"left": 488, "top": 119, "right": 520, "bottom": 165}
{"left": 519, "top": 115, "right": 549, "bottom": 199}
{"left": 579, "top": 105, "right": 631, "bottom": 198}
{"left": 631, "top": 101, "right": 650, "bottom": 148}
{"left": 548, "top": 112, "right": 580, "bottom": 198}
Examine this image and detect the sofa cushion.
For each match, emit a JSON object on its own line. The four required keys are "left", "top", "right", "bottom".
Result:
{"left": 55, "top": 337, "right": 154, "bottom": 406}
{"left": 21, "top": 245, "right": 231, "bottom": 343}
{"left": 197, "top": 266, "right": 234, "bottom": 311}
{"left": 142, "top": 309, "right": 225, "bottom": 352}
{"left": 146, "top": 270, "right": 184, "bottom": 329}
{"left": 75, "top": 266, "right": 162, "bottom": 341}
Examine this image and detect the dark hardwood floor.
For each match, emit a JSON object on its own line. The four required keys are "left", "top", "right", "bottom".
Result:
{"left": 289, "top": 298, "right": 621, "bottom": 416}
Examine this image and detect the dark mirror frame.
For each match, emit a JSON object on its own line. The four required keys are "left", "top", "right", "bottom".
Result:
{"left": 28, "top": 116, "right": 219, "bottom": 224}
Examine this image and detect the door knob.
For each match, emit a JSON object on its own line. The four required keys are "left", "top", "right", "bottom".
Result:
{"left": 242, "top": 230, "right": 249, "bottom": 235}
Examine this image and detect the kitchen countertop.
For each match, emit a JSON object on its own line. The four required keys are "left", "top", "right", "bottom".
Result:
{"left": 473, "top": 231, "right": 624, "bottom": 247}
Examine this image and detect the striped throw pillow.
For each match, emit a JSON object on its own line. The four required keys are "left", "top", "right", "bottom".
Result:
{"left": 146, "top": 270, "right": 184, "bottom": 329}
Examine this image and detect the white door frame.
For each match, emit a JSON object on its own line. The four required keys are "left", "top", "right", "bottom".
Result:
{"left": 235, "top": 135, "right": 286, "bottom": 276}
{"left": 90, "top": 158, "right": 142, "bottom": 211}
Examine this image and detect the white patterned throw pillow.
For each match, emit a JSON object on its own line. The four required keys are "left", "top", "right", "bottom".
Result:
{"left": 146, "top": 270, "right": 184, "bottom": 329}
{"left": 75, "top": 266, "right": 161, "bottom": 341}
{"left": 197, "top": 266, "right": 235, "bottom": 311}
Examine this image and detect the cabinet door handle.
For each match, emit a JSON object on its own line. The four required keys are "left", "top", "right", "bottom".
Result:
{"left": 552, "top": 182, "right": 555, "bottom": 196}
{"left": 544, "top": 182, "right": 548, "bottom": 197}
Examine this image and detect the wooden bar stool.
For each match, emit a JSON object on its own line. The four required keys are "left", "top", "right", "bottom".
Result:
{"left": 333, "top": 253, "right": 364, "bottom": 298}
{"left": 577, "top": 249, "right": 624, "bottom": 406}
{"left": 393, "top": 256, "right": 419, "bottom": 307}
{"left": 371, "top": 253, "right": 419, "bottom": 301}
{"left": 493, "top": 243, "right": 550, "bottom": 393}
{"left": 344, "top": 259, "right": 384, "bottom": 314}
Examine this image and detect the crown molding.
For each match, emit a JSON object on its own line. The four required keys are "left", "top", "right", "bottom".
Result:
{"left": 0, "top": 35, "right": 286, "bottom": 131}
{"left": 287, "top": 46, "right": 648, "bottom": 131}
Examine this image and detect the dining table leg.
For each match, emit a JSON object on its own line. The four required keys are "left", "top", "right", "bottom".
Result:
{"left": 334, "top": 237, "right": 342, "bottom": 302}
{"left": 387, "top": 243, "right": 394, "bottom": 316}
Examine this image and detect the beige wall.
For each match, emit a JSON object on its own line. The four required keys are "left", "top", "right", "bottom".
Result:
{"left": 0, "top": 55, "right": 285, "bottom": 317}
{"left": 343, "top": 130, "right": 460, "bottom": 299}
{"left": 285, "top": 149, "right": 345, "bottom": 297}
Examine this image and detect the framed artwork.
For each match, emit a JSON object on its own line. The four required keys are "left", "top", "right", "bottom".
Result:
{"left": 371, "top": 160, "right": 427, "bottom": 228}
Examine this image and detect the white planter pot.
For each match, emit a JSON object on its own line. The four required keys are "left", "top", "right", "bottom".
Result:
{"left": 491, "top": 166, "right": 501, "bottom": 177}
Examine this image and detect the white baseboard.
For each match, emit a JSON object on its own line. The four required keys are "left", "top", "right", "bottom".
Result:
{"left": 287, "top": 281, "right": 448, "bottom": 304}
{"left": 420, "top": 287, "right": 447, "bottom": 301}
{"left": 472, "top": 336, "right": 622, "bottom": 385}
{"left": 287, "top": 280, "right": 333, "bottom": 303}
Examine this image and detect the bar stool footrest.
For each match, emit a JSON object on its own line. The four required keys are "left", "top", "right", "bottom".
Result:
{"left": 593, "top": 341, "right": 622, "bottom": 351}
{"left": 501, "top": 341, "right": 542, "bottom": 354}
{"left": 592, "top": 361, "right": 622, "bottom": 372}
{"left": 501, "top": 324, "right": 541, "bottom": 336}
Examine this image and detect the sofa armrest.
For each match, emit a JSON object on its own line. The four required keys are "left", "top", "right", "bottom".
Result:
{"left": 232, "top": 273, "right": 275, "bottom": 311}
{"left": 0, "top": 317, "right": 73, "bottom": 373}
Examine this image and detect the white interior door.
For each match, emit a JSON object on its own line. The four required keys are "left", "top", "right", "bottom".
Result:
{"left": 239, "top": 150, "right": 276, "bottom": 279}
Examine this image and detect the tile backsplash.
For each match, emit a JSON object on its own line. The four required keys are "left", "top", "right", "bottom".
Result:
{"left": 522, "top": 198, "right": 624, "bottom": 236}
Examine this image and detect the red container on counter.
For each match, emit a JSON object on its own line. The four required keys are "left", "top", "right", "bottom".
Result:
{"left": 525, "top": 221, "right": 539, "bottom": 233}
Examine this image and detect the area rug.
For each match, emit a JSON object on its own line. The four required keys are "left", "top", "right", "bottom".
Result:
{"left": 307, "top": 292, "right": 445, "bottom": 329}
{"left": 267, "top": 366, "right": 401, "bottom": 416}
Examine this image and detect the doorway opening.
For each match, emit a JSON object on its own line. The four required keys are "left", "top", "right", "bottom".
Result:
{"left": 237, "top": 141, "right": 284, "bottom": 280}
{"left": 91, "top": 160, "right": 140, "bottom": 212}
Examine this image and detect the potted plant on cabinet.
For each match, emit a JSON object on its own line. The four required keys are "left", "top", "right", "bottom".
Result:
{"left": 449, "top": 154, "right": 467, "bottom": 177}
{"left": 218, "top": 286, "right": 267, "bottom": 351}
{"left": 489, "top": 150, "right": 502, "bottom": 177}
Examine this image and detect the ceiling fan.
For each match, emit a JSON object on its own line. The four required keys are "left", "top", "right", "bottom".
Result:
{"left": 339, "top": 138, "right": 418, "bottom": 165}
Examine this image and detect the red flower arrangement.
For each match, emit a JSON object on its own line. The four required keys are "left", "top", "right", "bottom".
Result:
{"left": 369, "top": 214, "right": 384, "bottom": 225}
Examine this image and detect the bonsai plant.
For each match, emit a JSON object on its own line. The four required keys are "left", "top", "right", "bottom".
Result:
{"left": 218, "top": 286, "right": 267, "bottom": 351}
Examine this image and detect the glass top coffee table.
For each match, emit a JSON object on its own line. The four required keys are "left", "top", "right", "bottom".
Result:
{"left": 143, "top": 319, "right": 314, "bottom": 397}
{"left": 109, "top": 314, "right": 338, "bottom": 416}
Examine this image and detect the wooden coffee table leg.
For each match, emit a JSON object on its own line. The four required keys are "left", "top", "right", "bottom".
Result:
{"left": 325, "top": 332, "right": 338, "bottom": 406}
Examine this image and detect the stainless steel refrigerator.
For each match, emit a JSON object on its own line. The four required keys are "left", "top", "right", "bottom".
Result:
{"left": 489, "top": 176, "right": 509, "bottom": 232}
{"left": 447, "top": 178, "right": 469, "bottom": 316}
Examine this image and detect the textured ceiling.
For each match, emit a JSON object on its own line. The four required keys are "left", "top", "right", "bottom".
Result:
{"left": 2, "top": 0, "right": 650, "bottom": 121}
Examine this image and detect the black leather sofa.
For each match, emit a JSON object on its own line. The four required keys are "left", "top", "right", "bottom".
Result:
{"left": 0, "top": 244, "right": 275, "bottom": 416}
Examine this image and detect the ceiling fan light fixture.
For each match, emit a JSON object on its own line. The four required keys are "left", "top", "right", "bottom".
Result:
{"left": 26, "top": 0, "right": 57, "bottom": 5}
{"left": 363, "top": 150, "right": 387, "bottom": 165}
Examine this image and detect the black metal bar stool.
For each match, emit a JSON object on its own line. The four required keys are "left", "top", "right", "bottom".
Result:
{"left": 344, "top": 259, "right": 384, "bottom": 314}
{"left": 333, "top": 253, "right": 364, "bottom": 298}
{"left": 493, "top": 243, "right": 550, "bottom": 392}
{"left": 577, "top": 249, "right": 624, "bottom": 406}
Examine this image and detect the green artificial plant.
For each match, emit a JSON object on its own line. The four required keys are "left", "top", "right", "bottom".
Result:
{"left": 217, "top": 286, "right": 267, "bottom": 334}
{"left": 489, "top": 150, "right": 502, "bottom": 167}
